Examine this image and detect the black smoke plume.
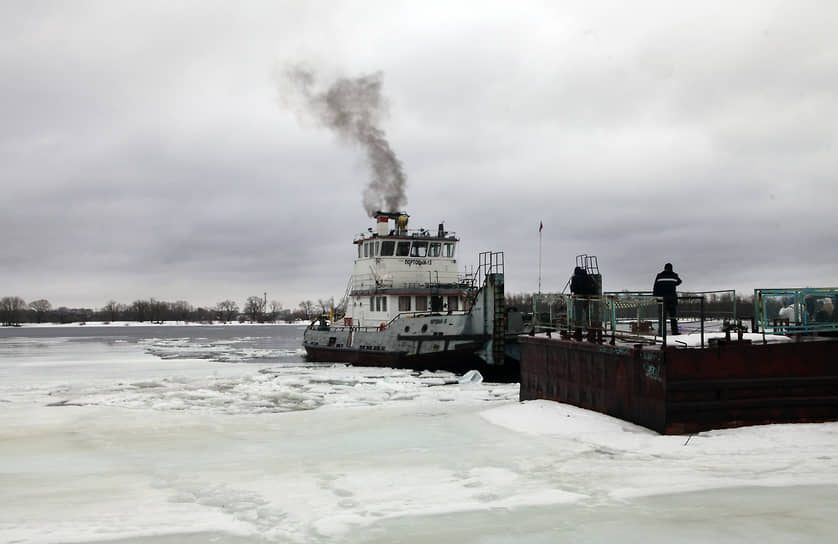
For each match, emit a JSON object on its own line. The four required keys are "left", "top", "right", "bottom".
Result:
{"left": 281, "top": 64, "right": 407, "bottom": 216}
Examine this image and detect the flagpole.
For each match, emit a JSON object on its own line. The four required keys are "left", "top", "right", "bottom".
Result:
{"left": 538, "top": 221, "right": 542, "bottom": 296}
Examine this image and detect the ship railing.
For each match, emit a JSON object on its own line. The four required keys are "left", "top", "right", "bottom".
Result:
{"left": 385, "top": 309, "right": 470, "bottom": 326}
{"left": 351, "top": 273, "right": 471, "bottom": 292}
{"left": 352, "top": 274, "right": 394, "bottom": 290}
{"left": 458, "top": 272, "right": 477, "bottom": 291}
{"left": 535, "top": 291, "right": 747, "bottom": 348}
{"left": 606, "top": 290, "right": 738, "bottom": 323}
{"left": 309, "top": 309, "right": 472, "bottom": 334}
{"left": 353, "top": 228, "right": 459, "bottom": 243}
{"left": 307, "top": 319, "right": 382, "bottom": 333}
{"left": 474, "top": 251, "right": 504, "bottom": 281}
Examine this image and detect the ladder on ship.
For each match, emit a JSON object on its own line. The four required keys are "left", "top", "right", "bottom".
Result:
{"left": 478, "top": 251, "right": 506, "bottom": 365}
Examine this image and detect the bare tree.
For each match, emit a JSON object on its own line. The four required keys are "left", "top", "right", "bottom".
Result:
{"left": 148, "top": 298, "right": 168, "bottom": 323}
{"left": 193, "top": 306, "right": 214, "bottom": 323}
{"left": 102, "top": 300, "right": 124, "bottom": 322}
{"left": 28, "top": 299, "right": 52, "bottom": 323}
{"left": 216, "top": 300, "right": 239, "bottom": 323}
{"left": 171, "top": 300, "right": 193, "bottom": 323}
{"left": 298, "top": 300, "right": 315, "bottom": 320}
{"left": 1, "top": 296, "right": 27, "bottom": 326}
{"left": 244, "top": 295, "right": 266, "bottom": 322}
{"left": 318, "top": 297, "right": 335, "bottom": 316}
{"left": 129, "top": 299, "right": 151, "bottom": 322}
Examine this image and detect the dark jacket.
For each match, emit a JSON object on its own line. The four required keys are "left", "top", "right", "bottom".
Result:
{"left": 571, "top": 267, "right": 596, "bottom": 296}
{"left": 653, "top": 268, "right": 682, "bottom": 298}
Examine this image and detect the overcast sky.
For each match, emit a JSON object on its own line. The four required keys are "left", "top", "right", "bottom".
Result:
{"left": 2, "top": 1, "right": 837, "bottom": 310}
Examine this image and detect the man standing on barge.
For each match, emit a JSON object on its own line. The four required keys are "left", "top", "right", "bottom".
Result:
{"left": 653, "top": 263, "right": 682, "bottom": 335}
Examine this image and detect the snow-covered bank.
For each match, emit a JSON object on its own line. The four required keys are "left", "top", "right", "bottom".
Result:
{"left": 2, "top": 332, "right": 838, "bottom": 543}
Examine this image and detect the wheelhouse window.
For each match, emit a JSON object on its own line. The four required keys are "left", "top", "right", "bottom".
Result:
{"left": 415, "top": 296, "right": 427, "bottom": 311}
{"left": 370, "top": 296, "right": 375, "bottom": 310}
{"left": 358, "top": 244, "right": 362, "bottom": 258}
{"left": 398, "top": 296, "right": 411, "bottom": 311}
{"left": 380, "top": 241, "right": 395, "bottom": 256}
{"left": 396, "top": 242, "right": 410, "bottom": 256}
{"left": 447, "top": 295, "right": 459, "bottom": 311}
{"left": 374, "top": 241, "right": 380, "bottom": 256}
{"left": 443, "top": 243, "right": 455, "bottom": 257}
{"left": 428, "top": 243, "right": 441, "bottom": 257}
{"left": 410, "top": 241, "right": 428, "bottom": 257}
{"left": 364, "top": 243, "right": 369, "bottom": 258}
{"left": 430, "top": 296, "right": 444, "bottom": 312}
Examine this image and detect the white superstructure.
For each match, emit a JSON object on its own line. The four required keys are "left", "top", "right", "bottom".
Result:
{"left": 344, "top": 212, "right": 472, "bottom": 328}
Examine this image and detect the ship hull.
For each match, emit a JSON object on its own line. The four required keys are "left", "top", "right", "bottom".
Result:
{"left": 303, "top": 343, "right": 519, "bottom": 382}
{"left": 303, "top": 315, "right": 520, "bottom": 382}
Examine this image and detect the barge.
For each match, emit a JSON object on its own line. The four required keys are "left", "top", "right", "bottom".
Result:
{"left": 519, "top": 285, "right": 838, "bottom": 434}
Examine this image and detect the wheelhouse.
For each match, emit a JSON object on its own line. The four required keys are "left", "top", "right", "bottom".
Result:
{"left": 345, "top": 211, "right": 474, "bottom": 327}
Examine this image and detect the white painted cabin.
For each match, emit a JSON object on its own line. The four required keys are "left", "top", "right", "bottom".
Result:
{"left": 344, "top": 212, "right": 473, "bottom": 329}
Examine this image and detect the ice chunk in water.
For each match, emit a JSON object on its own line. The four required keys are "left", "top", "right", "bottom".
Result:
{"left": 459, "top": 370, "right": 483, "bottom": 384}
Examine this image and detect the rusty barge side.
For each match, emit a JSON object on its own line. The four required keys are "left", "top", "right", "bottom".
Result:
{"left": 519, "top": 335, "right": 838, "bottom": 434}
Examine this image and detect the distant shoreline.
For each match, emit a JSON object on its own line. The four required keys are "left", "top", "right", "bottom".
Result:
{"left": 2, "top": 320, "right": 310, "bottom": 329}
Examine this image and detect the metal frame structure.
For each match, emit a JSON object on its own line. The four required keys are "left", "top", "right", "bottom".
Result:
{"left": 755, "top": 287, "right": 838, "bottom": 335}
{"left": 536, "top": 291, "right": 742, "bottom": 348}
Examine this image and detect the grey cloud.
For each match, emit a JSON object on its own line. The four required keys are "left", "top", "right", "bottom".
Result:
{"left": 1, "top": 2, "right": 837, "bottom": 309}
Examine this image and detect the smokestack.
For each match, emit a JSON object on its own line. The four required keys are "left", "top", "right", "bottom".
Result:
{"left": 376, "top": 215, "right": 389, "bottom": 236}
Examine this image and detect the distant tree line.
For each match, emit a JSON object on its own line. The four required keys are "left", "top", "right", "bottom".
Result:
{"left": 0, "top": 295, "right": 331, "bottom": 326}
{"left": 0, "top": 294, "right": 353, "bottom": 326}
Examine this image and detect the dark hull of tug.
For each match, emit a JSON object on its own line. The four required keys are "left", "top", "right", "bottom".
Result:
{"left": 304, "top": 344, "right": 520, "bottom": 383}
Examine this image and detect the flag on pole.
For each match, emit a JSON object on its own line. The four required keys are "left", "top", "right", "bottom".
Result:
{"left": 538, "top": 220, "right": 543, "bottom": 294}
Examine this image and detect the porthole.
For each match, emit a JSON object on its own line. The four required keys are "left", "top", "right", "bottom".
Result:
{"left": 404, "top": 326, "right": 410, "bottom": 333}
{"left": 421, "top": 324, "right": 428, "bottom": 333}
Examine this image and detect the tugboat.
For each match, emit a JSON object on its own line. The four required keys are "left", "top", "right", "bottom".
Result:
{"left": 303, "top": 211, "right": 524, "bottom": 381}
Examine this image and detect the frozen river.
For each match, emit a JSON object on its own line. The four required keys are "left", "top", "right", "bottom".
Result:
{"left": 2, "top": 324, "right": 837, "bottom": 543}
